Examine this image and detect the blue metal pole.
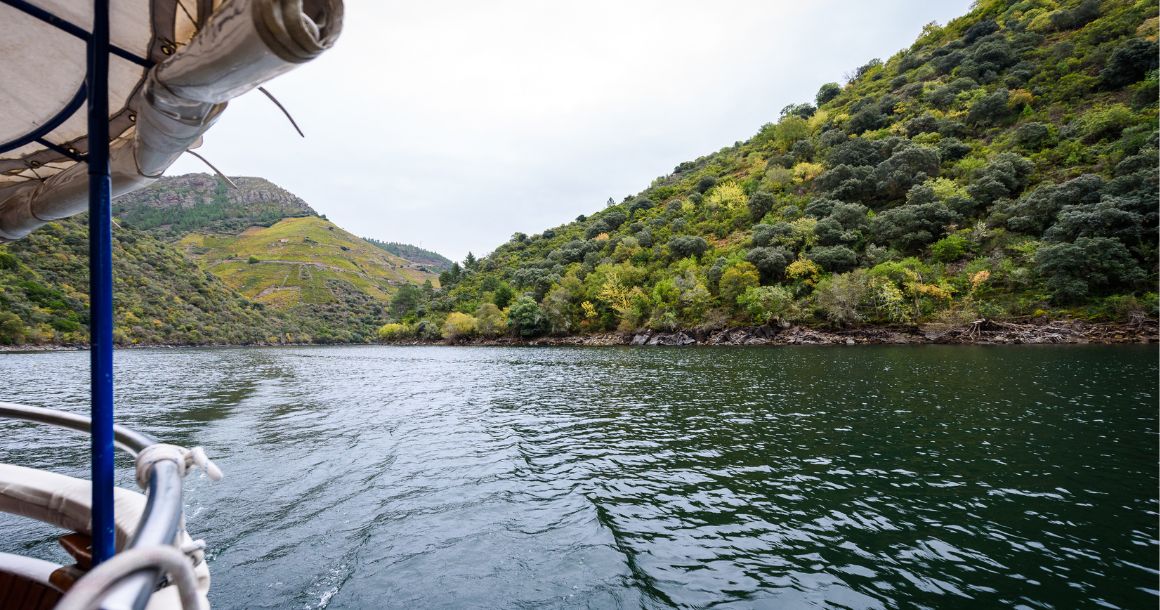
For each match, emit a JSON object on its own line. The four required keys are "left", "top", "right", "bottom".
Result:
{"left": 87, "top": 0, "right": 116, "bottom": 565}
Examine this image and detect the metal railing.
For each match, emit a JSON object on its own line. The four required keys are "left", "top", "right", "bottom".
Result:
{"left": 0, "top": 402, "right": 186, "bottom": 610}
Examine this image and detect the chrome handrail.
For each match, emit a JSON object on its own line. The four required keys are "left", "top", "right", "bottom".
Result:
{"left": 0, "top": 401, "right": 187, "bottom": 610}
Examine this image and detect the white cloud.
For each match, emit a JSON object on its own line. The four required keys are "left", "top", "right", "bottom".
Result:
{"left": 168, "top": 0, "right": 973, "bottom": 261}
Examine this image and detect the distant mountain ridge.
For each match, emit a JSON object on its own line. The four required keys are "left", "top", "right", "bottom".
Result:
{"left": 364, "top": 238, "right": 453, "bottom": 271}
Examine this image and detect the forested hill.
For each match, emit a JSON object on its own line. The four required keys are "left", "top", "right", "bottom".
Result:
{"left": 113, "top": 174, "right": 316, "bottom": 239}
{"left": 0, "top": 218, "right": 287, "bottom": 345}
{"left": 0, "top": 175, "right": 445, "bottom": 345}
{"left": 115, "top": 173, "right": 442, "bottom": 342}
{"left": 364, "top": 239, "right": 453, "bottom": 272}
{"left": 384, "top": 0, "right": 1159, "bottom": 341}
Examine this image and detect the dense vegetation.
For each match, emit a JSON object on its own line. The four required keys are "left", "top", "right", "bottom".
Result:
{"left": 380, "top": 0, "right": 1159, "bottom": 341}
{"left": 364, "top": 239, "right": 453, "bottom": 272}
{"left": 0, "top": 176, "right": 446, "bottom": 345}
{"left": 0, "top": 218, "right": 284, "bottom": 345}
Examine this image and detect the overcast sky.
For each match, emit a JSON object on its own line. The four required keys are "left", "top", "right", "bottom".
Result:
{"left": 167, "top": 0, "right": 973, "bottom": 262}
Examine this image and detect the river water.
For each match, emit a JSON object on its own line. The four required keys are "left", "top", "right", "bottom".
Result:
{"left": 0, "top": 345, "right": 1156, "bottom": 609}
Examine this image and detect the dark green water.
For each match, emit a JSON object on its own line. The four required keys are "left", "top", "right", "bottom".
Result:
{"left": 1, "top": 345, "right": 1156, "bottom": 609}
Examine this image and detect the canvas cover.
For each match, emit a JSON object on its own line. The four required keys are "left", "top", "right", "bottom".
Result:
{"left": 0, "top": 0, "right": 342, "bottom": 242}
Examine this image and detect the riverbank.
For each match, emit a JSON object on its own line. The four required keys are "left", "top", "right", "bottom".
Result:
{"left": 407, "top": 317, "right": 1159, "bottom": 347}
{"left": 3, "top": 318, "right": 1155, "bottom": 351}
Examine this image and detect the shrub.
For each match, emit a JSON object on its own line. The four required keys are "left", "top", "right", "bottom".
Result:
{"left": 815, "top": 164, "right": 875, "bottom": 202}
{"left": 871, "top": 203, "right": 960, "bottom": 252}
{"left": 931, "top": 233, "right": 970, "bottom": 262}
{"left": 1034, "top": 237, "right": 1145, "bottom": 303}
{"left": 962, "top": 19, "right": 999, "bottom": 43}
{"left": 1077, "top": 104, "right": 1136, "bottom": 144}
{"left": 906, "top": 114, "right": 942, "bottom": 137}
{"left": 874, "top": 144, "right": 941, "bottom": 200}
{"left": 968, "top": 152, "right": 1033, "bottom": 208}
{"left": 808, "top": 245, "right": 859, "bottom": 272}
{"left": 668, "top": 235, "right": 709, "bottom": 259}
{"left": 746, "top": 247, "right": 793, "bottom": 283}
{"left": 825, "top": 136, "right": 876, "bottom": 166}
{"left": 628, "top": 198, "right": 654, "bottom": 216}
{"left": 829, "top": 202, "right": 869, "bottom": 229}
{"left": 751, "top": 223, "right": 789, "bottom": 247}
{"left": 1044, "top": 198, "right": 1145, "bottom": 243}
{"left": 814, "top": 218, "right": 846, "bottom": 246}
{"left": 1048, "top": 0, "right": 1100, "bottom": 31}
{"left": 967, "top": 88, "right": 1011, "bottom": 126}
{"left": 718, "top": 262, "right": 761, "bottom": 309}
{"left": 247, "top": 256, "right": 260, "bottom": 264}
{"left": 377, "top": 322, "right": 411, "bottom": 341}
{"left": 847, "top": 107, "right": 887, "bottom": 134}
{"left": 1101, "top": 38, "right": 1157, "bottom": 88}
{"left": 814, "top": 270, "right": 872, "bottom": 326}
{"left": 0, "top": 312, "right": 26, "bottom": 345}
{"left": 1000, "top": 174, "right": 1103, "bottom": 236}
{"left": 816, "top": 82, "right": 842, "bottom": 105}
{"left": 738, "top": 286, "right": 799, "bottom": 325}
{"left": 695, "top": 176, "right": 717, "bottom": 193}
{"left": 747, "top": 191, "right": 776, "bottom": 221}
{"left": 927, "top": 77, "right": 977, "bottom": 107}
{"left": 804, "top": 198, "right": 840, "bottom": 219}
{"left": 937, "top": 137, "right": 972, "bottom": 161}
{"left": 1014, "top": 122, "right": 1051, "bottom": 150}
{"left": 475, "top": 303, "right": 507, "bottom": 337}
{"left": 508, "top": 296, "right": 547, "bottom": 337}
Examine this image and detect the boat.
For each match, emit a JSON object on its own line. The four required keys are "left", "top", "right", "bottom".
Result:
{"left": 0, "top": 1, "right": 343, "bottom": 607}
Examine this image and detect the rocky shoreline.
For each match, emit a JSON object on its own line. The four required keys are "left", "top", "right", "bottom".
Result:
{"left": 3, "top": 318, "right": 1155, "bottom": 351}
{"left": 431, "top": 317, "right": 1159, "bottom": 347}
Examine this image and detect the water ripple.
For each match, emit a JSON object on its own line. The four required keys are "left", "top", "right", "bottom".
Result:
{"left": 0, "top": 344, "right": 1155, "bottom": 609}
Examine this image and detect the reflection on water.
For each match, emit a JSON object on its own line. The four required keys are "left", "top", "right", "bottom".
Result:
{"left": 0, "top": 345, "right": 1156, "bottom": 609}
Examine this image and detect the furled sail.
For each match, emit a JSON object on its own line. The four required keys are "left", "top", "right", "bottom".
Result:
{"left": 0, "top": 0, "right": 343, "bottom": 242}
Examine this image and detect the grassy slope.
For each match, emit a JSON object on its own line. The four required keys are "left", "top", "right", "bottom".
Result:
{"left": 116, "top": 175, "right": 443, "bottom": 342}
{"left": 179, "top": 216, "right": 438, "bottom": 307}
{"left": 416, "top": 0, "right": 1158, "bottom": 339}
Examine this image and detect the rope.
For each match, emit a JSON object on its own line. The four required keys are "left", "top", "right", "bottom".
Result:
{"left": 54, "top": 545, "right": 204, "bottom": 610}
{"left": 134, "top": 444, "right": 223, "bottom": 490}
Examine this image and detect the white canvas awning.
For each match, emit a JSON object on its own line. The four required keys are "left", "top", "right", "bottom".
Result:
{"left": 0, "top": 0, "right": 343, "bottom": 242}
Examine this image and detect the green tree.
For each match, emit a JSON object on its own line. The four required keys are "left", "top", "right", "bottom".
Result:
{"left": 508, "top": 295, "right": 547, "bottom": 337}
{"left": 738, "top": 285, "right": 799, "bottom": 325}
{"left": 747, "top": 191, "right": 776, "bottom": 222}
{"left": 718, "top": 262, "right": 761, "bottom": 309}
{"left": 0, "top": 312, "right": 26, "bottom": 345}
{"left": 492, "top": 283, "right": 515, "bottom": 309}
{"left": 442, "top": 312, "right": 477, "bottom": 340}
{"left": 816, "top": 82, "right": 841, "bottom": 105}
{"left": 1034, "top": 237, "right": 1145, "bottom": 303}
{"left": 475, "top": 303, "right": 507, "bottom": 337}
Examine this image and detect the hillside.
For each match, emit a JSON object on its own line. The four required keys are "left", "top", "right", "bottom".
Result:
{"left": 384, "top": 0, "right": 1159, "bottom": 341}
{"left": 1, "top": 174, "right": 445, "bottom": 346}
{"left": 114, "top": 174, "right": 315, "bottom": 238}
{"left": 0, "top": 218, "right": 289, "bottom": 345}
{"left": 176, "top": 216, "right": 437, "bottom": 336}
{"left": 115, "top": 174, "right": 442, "bottom": 342}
